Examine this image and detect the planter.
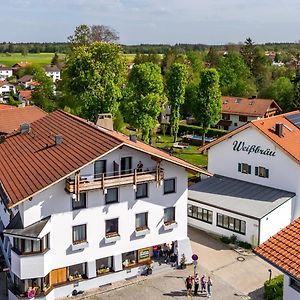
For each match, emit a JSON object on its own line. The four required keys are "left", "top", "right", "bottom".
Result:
{"left": 135, "top": 228, "right": 150, "bottom": 237}
{"left": 71, "top": 241, "right": 89, "bottom": 251}
{"left": 163, "top": 221, "right": 178, "bottom": 231}
{"left": 104, "top": 234, "right": 120, "bottom": 244}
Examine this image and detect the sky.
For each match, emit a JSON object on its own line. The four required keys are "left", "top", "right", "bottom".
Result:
{"left": 2, "top": 0, "right": 300, "bottom": 45}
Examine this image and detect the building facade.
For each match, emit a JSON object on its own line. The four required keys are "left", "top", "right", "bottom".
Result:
{"left": 0, "top": 110, "right": 208, "bottom": 300}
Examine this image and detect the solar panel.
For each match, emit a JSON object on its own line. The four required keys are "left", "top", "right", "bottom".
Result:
{"left": 286, "top": 113, "right": 300, "bottom": 129}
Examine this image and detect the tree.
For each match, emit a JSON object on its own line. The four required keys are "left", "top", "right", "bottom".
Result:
{"left": 166, "top": 63, "right": 188, "bottom": 142}
{"left": 122, "top": 63, "right": 165, "bottom": 142}
{"left": 240, "top": 37, "right": 255, "bottom": 71}
{"left": 206, "top": 47, "right": 221, "bottom": 67}
{"left": 195, "top": 69, "right": 222, "bottom": 146}
{"left": 68, "top": 24, "right": 119, "bottom": 46}
{"left": 21, "top": 46, "right": 28, "bottom": 56}
{"left": 63, "top": 42, "right": 126, "bottom": 121}
{"left": 51, "top": 52, "right": 59, "bottom": 66}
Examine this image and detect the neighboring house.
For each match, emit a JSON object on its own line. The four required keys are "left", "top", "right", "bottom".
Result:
{"left": 160, "top": 103, "right": 171, "bottom": 124}
{"left": 43, "top": 65, "right": 61, "bottom": 82}
{"left": 0, "top": 110, "right": 209, "bottom": 300}
{"left": 17, "top": 75, "right": 33, "bottom": 88}
{"left": 255, "top": 217, "right": 300, "bottom": 300}
{"left": 217, "top": 96, "right": 282, "bottom": 131}
{"left": 18, "top": 90, "right": 33, "bottom": 106}
{"left": 0, "top": 67, "right": 13, "bottom": 81}
{"left": 0, "top": 81, "right": 16, "bottom": 95}
{"left": 12, "top": 62, "right": 31, "bottom": 73}
{"left": 188, "top": 111, "right": 300, "bottom": 246}
{"left": 0, "top": 105, "right": 46, "bottom": 135}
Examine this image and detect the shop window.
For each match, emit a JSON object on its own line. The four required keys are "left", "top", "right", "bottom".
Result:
{"left": 72, "top": 192, "right": 87, "bottom": 210}
{"left": 217, "top": 213, "right": 246, "bottom": 235}
{"left": 135, "top": 212, "right": 148, "bottom": 231}
{"left": 68, "top": 263, "right": 86, "bottom": 281}
{"left": 164, "top": 178, "right": 176, "bottom": 194}
{"left": 255, "top": 166, "right": 269, "bottom": 178}
{"left": 105, "top": 218, "right": 119, "bottom": 238}
{"left": 96, "top": 257, "right": 112, "bottom": 275}
{"left": 72, "top": 224, "right": 86, "bottom": 244}
{"left": 164, "top": 207, "right": 176, "bottom": 225}
{"left": 136, "top": 183, "right": 148, "bottom": 199}
{"left": 105, "top": 188, "right": 119, "bottom": 204}
{"left": 238, "top": 163, "right": 251, "bottom": 174}
{"left": 187, "top": 204, "right": 213, "bottom": 224}
{"left": 122, "top": 251, "right": 137, "bottom": 268}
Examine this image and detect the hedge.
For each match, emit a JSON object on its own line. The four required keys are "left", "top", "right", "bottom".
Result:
{"left": 264, "top": 275, "right": 283, "bottom": 300}
{"left": 178, "top": 124, "right": 228, "bottom": 138}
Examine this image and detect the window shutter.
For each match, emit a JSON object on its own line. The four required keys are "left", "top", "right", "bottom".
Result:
{"left": 248, "top": 165, "right": 251, "bottom": 174}
{"left": 238, "top": 163, "right": 241, "bottom": 172}
{"left": 265, "top": 169, "right": 269, "bottom": 178}
{"left": 255, "top": 167, "right": 258, "bottom": 176}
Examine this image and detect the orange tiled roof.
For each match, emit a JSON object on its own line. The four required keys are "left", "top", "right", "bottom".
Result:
{"left": 0, "top": 80, "right": 8, "bottom": 87}
{"left": 0, "top": 104, "right": 15, "bottom": 110}
{"left": 222, "top": 96, "right": 281, "bottom": 117}
{"left": 0, "top": 110, "right": 210, "bottom": 208}
{"left": 255, "top": 217, "right": 300, "bottom": 280}
{"left": 19, "top": 90, "right": 32, "bottom": 101}
{"left": 0, "top": 106, "right": 46, "bottom": 135}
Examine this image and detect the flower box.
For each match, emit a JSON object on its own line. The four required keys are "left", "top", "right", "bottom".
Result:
{"left": 97, "top": 267, "right": 110, "bottom": 275}
{"left": 135, "top": 227, "right": 150, "bottom": 237}
{"left": 163, "top": 221, "right": 178, "bottom": 230}
{"left": 71, "top": 241, "right": 89, "bottom": 251}
{"left": 104, "top": 233, "right": 120, "bottom": 244}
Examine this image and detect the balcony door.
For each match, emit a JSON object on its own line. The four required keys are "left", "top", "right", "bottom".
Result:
{"left": 94, "top": 160, "right": 106, "bottom": 179}
{"left": 121, "top": 157, "right": 132, "bottom": 175}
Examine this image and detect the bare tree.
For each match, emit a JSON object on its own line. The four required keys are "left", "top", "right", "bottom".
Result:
{"left": 90, "top": 25, "right": 119, "bottom": 43}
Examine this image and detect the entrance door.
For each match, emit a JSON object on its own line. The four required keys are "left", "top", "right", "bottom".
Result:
{"left": 49, "top": 267, "right": 67, "bottom": 286}
{"left": 121, "top": 157, "right": 132, "bottom": 175}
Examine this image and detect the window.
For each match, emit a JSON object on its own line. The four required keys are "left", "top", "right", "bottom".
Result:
{"left": 255, "top": 166, "right": 269, "bottom": 178}
{"left": 135, "top": 212, "right": 148, "bottom": 231}
{"left": 164, "top": 178, "right": 176, "bottom": 194}
{"left": 136, "top": 183, "right": 148, "bottom": 199}
{"left": 239, "top": 115, "right": 247, "bottom": 122}
{"left": 68, "top": 263, "right": 86, "bottom": 279}
{"left": 217, "top": 213, "right": 246, "bottom": 235}
{"left": 187, "top": 204, "right": 213, "bottom": 224}
{"left": 72, "top": 224, "right": 86, "bottom": 244}
{"left": 122, "top": 251, "right": 137, "bottom": 268}
{"left": 13, "top": 234, "right": 49, "bottom": 255}
{"left": 14, "top": 275, "right": 50, "bottom": 295}
{"left": 290, "top": 278, "right": 300, "bottom": 292}
{"left": 121, "top": 157, "right": 132, "bottom": 175}
{"left": 105, "top": 188, "right": 118, "bottom": 204}
{"left": 72, "top": 192, "right": 87, "bottom": 210}
{"left": 164, "top": 207, "right": 175, "bottom": 224}
{"left": 222, "top": 113, "right": 230, "bottom": 120}
{"left": 238, "top": 163, "right": 251, "bottom": 174}
{"left": 96, "top": 257, "right": 113, "bottom": 275}
{"left": 94, "top": 160, "right": 106, "bottom": 179}
{"left": 105, "top": 218, "right": 118, "bottom": 237}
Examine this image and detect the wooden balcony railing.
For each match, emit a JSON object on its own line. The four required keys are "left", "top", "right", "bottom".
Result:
{"left": 65, "top": 166, "right": 164, "bottom": 194}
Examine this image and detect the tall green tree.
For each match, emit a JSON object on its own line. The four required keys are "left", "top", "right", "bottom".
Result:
{"left": 166, "top": 63, "right": 188, "bottom": 142}
{"left": 195, "top": 69, "right": 222, "bottom": 146}
{"left": 63, "top": 42, "right": 126, "bottom": 121}
{"left": 240, "top": 37, "right": 255, "bottom": 71}
{"left": 122, "top": 63, "right": 165, "bottom": 142}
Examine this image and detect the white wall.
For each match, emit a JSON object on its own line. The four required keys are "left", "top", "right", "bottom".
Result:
{"left": 283, "top": 275, "right": 300, "bottom": 300}
{"left": 260, "top": 198, "right": 293, "bottom": 244}
{"left": 188, "top": 199, "right": 259, "bottom": 245}
{"left": 208, "top": 126, "right": 300, "bottom": 217}
{"left": 15, "top": 146, "right": 189, "bottom": 279}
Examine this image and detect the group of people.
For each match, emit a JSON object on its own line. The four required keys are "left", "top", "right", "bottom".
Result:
{"left": 185, "top": 273, "right": 212, "bottom": 298}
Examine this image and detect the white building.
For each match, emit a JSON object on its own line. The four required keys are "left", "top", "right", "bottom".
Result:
{"left": 0, "top": 110, "right": 209, "bottom": 300}
{"left": 0, "top": 67, "right": 13, "bottom": 81}
{"left": 217, "top": 96, "right": 282, "bottom": 131}
{"left": 188, "top": 111, "right": 300, "bottom": 246}
{"left": 43, "top": 65, "right": 60, "bottom": 82}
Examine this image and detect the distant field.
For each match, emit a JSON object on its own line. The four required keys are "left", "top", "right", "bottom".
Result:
{"left": 0, "top": 53, "right": 64, "bottom": 67}
{"left": 123, "top": 53, "right": 136, "bottom": 62}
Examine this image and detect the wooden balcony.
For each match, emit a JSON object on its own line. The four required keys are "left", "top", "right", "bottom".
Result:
{"left": 65, "top": 166, "right": 164, "bottom": 193}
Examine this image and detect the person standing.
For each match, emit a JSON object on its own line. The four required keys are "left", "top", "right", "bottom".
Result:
{"left": 207, "top": 276, "right": 213, "bottom": 298}
{"left": 200, "top": 274, "right": 207, "bottom": 293}
{"left": 194, "top": 273, "right": 200, "bottom": 296}
{"left": 185, "top": 275, "right": 193, "bottom": 297}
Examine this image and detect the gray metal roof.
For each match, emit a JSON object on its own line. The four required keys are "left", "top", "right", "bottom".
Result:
{"left": 4, "top": 212, "right": 50, "bottom": 239}
{"left": 188, "top": 175, "right": 295, "bottom": 219}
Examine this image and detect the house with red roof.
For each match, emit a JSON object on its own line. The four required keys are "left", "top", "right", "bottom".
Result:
{"left": 188, "top": 111, "right": 300, "bottom": 247}
{"left": 0, "top": 110, "right": 209, "bottom": 300}
{"left": 255, "top": 217, "right": 300, "bottom": 300}
{"left": 217, "top": 96, "right": 282, "bottom": 131}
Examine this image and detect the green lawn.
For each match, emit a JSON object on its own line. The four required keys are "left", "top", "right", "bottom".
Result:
{"left": 0, "top": 53, "right": 64, "bottom": 67}
{"left": 155, "top": 135, "right": 208, "bottom": 167}
{"left": 123, "top": 53, "right": 136, "bottom": 63}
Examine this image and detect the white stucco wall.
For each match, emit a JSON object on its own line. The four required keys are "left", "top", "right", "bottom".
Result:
{"left": 15, "top": 146, "right": 189, "bottom": 280}
{"left": 283, "top": 275, "right": 300, "bottom": 300}
{"left": 227, "top": 115, "right": 257, "bottom": 131}
{"left": 207, "top": 126, "right": 300, "bottom": 218}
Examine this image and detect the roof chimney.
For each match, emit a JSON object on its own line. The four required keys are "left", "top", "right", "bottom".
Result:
{"left": 20, "top": 123, "right": 30, "bottom": 134}
{"left": 275, "top": 123, "right": 283, "bottom": 137}
{"left": 129, "top": 134, "right": 137, "bottom": 143}
{"left": 55, "top": 134, "right": 63, "bottom": 145}
{"left": 96, "top": 113, "right": 113, "bottom": 130}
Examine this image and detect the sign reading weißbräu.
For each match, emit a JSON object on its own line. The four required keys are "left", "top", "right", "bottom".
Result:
{"left": 232, "top": 140, "right": 276, "bottom": 156}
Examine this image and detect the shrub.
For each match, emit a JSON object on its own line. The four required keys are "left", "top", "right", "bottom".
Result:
{"left": 264, "top": 275, "right": 283, "bottom": 300}
{"left": 178, "top": 124, "right": 228, "bottom": 138}
{"left": 229, "top": 234, "right": 237, "bottom": 244}
{"left": 220, "top": 236, "right": 231, "bottom": 244}
{"left": 237, "top": 241, "right": 252, "bottom": 249}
